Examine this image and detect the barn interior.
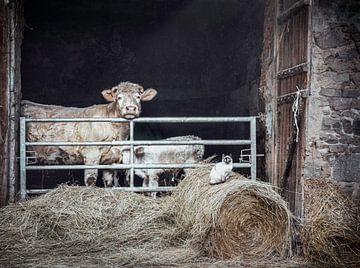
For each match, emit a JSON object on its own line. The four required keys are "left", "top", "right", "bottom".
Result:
{"left": 21, "top": 0, "right": 265, "bottom": 187}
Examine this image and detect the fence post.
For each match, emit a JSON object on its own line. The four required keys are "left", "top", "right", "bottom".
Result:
{"left": 129, "top": 120, "right": 135, "bottom": 187}
{"left": 19, "top": 117, "right": 27, "bottom": 199}
{"left": 250, "top": 117, "right": 257, "bottom": 180}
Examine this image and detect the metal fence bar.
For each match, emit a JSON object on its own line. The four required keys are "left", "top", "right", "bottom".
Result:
{"left": 25, "top": 139, "right": 252, "bottom": 146}
{"left": 27, "top": 186, "right": 175, "bottom": 195}
{"left": 129, "top": 120, "right": 135, "bottom": 188}
{"left": 24, "top": 117, "right": 256, "bottom": 123}
{"left": 250, "top": 117, "right": 257, "bottom": 180}
{"left": 20, "top": 118, "right": 27, "bottom": 199}
{"left": 26, "top": 163, "right": 252, "bottom": 170}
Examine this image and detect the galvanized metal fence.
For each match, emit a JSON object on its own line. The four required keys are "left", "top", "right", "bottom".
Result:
{"left": 19, "top": 116, "right": 257, "bottom": 199}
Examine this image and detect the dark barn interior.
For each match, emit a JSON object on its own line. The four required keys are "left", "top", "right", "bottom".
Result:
{"left": 21, "top": 0, "right": 264, "bottom": 187}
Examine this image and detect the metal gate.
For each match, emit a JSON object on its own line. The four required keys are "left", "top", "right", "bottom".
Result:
{"left": 275, "top": 0, "right": 311, "bottom": 216}
{"left": 19, "top": 116, "right": 257, "bottom": 199}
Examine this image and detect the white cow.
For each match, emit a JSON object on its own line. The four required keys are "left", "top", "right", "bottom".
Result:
{"left": 21, "top": 81, "right": 157, "bottom": 186}
{"left": 120, "top": 135, "right": 205, "bottom": 189}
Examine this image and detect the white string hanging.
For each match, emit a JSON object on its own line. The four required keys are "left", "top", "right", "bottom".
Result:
{"left": 292, "top": 86, "right": 301, "bottom": 143}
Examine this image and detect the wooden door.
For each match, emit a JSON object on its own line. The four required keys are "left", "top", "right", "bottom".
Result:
{"left": 275, "top": 0, "right": 310, "bottom": 217}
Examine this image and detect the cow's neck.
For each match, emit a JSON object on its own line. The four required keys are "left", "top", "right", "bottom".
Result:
{"left": 105, "top": 102, "right": 130, "bottom": 140}
{"left": 105, "top": 102, "right": 121, "bottom": 117}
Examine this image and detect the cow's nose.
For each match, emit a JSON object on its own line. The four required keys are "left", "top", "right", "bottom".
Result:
{"left": 125, "top": 105, "right": 137, "bottom": 113}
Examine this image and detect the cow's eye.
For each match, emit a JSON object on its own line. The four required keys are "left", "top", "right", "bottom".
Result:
{"left": 117, "top": 96, "right": 122, "bottom": 100}
{"left": 135, "top": 94, "right": 141, "bottom": 100}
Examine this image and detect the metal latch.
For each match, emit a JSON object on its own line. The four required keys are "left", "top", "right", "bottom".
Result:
{"left": 239, "top": 149, "right": 264, "bottom": 163}
{"left": 26, "top": 150, "right": 37, "bottom": 165}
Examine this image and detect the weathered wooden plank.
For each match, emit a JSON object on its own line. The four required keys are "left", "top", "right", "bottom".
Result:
{"left": 278, "top": 0, "right": 310, "bottom": 23}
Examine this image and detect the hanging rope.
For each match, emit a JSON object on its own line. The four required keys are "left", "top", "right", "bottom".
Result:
{"left": 292, "top": 86, "right": 301, "bottom": 143}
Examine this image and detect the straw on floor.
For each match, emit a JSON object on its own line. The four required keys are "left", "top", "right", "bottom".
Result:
{"left": 301, "top": 177, "right": 360, "bottom": 266}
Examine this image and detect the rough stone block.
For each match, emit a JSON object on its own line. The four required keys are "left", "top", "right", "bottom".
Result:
{"left": 336, "top": 73, "right": 350, "bottom": 83}
{"left": 332, "top": 122, "right": 341, "bottom": 129}
{"left": 322, "top": 106, "right": 331, "bottom": 115}
{"left": 328, "top": 97, "right": 352, "bottom": 111}
{"left": 337, "top": 181, "right": 355, "bottom": 195}
{"left": 330, "top": 112, "right": 340, "bottom": 119}
{"left": 329, "top": 144, "right": 348, "bottom": 153}
{"left": 352, "top": 183, "right": 360, "bottom": 205}
{"left": 349, "top": 145, "right": 360, "bottom": 153}
{"left": 321, "top": 123, "right": 331, "bottom": 130}
{"left": 350, "top": 72, "right": 360, "bottom": 87}
{"left": 316, "top": 73, "right": 349, "bottom": 89}
{"left": 319, "top": 133, "right": 339, "bottom": 144}
{"left": 354, "top": 136, "right": 360, "bottom": 145}
{"left": 319, "top": 88, "right": 342, "bottom": 97}
{"left": 318, "top": 147, "right": 329, "bottom": 155}
{"left": 354, "top": 119, "right": 360, "bottom": 136}
{"left": 351, "top": 99, "right": 360, "bottom": 109}
{"left": 341, "top": 110, "right": 359, "bottom": 119}
{"left": 339, "top": 134, "right": 354, "bottom": 144}
{"left": 341, "top": 118, "right": 353, "bottom": 134}
{"left": 322, "top": 116, "right": 339, "bottom": 127}
{"left": 333, "top": 154, "right": 360, "bottom": 182}
{"left": 314, "top": 26, "right": 350, "bottom": 49}
{"left": 342, "top": 88, "right": 360, "bottom": 98}
{"left": 324, "top": 55, "right": 355, "bottom": 73}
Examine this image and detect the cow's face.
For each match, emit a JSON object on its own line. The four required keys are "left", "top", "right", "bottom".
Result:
{"left": 102, "top": 82, "right": 157, "bottom": 119}
{"left": 120, "top": 146, "right": 144, "bottom": 164}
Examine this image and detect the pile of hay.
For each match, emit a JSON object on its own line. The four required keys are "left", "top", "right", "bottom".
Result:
{"left": 0, "top": 186, "right": 198, "bottom": 267}
{"left": 301, "top": 178, "right": 360, "bottom": 266}
{"left": 170, "top": 166, "right": 294, "bottom": 259}
{"left": 0, "top": 167, "right": 297, "bottom": 267}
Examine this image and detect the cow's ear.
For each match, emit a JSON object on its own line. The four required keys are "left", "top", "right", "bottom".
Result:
{"left": 134, "top": 146, "right": 145, "bottom": 156}
{"left": 102, "top": 88, "right": 117, "bottom": 102}
{"left": 141, "top": 88, "right": 157, "bottom": 101}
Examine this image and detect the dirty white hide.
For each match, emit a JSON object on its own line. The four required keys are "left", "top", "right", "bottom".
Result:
{"left": 120, "top": 135, "right": 205, "bottom": 189}
{"left": 209, "top": 155, "right": 233, "bottom": 185}
{"left": 21, "top": 82, "right": 157, "bottom": 186}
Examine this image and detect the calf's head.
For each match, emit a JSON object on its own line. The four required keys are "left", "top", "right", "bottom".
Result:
{"left": 102, "top": 82, "right": 157, "bottom": 119}
{"left": 121, "top": 146, "right": 145, "bottom": 163}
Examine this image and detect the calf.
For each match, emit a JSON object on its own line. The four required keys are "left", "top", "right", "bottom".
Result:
{"left": 21, "top": 82, "right": 157, "bottom": 186}
{"left": 120, "top": 135, "right": 205, "bottom": 190}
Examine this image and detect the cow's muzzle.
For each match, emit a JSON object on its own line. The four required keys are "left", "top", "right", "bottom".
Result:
{"left": 123, "top": 105, "right": 138, "bottom": 119}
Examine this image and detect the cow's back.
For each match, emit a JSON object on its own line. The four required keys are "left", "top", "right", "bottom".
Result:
{"left": 21, "top": 100, "right": 103, "bottom": 118}
{"left": 21, "top": 100, "right": 127, "bottom": 165}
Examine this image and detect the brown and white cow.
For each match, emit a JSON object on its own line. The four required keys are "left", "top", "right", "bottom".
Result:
{"left": 21, "top": 81, "right": 157, "bottom": 186}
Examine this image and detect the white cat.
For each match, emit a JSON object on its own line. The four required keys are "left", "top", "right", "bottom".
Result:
{"left": 209, "top": 155, "right": 233, "bottom": 185}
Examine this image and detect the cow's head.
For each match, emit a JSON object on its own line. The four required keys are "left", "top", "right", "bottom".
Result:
{"left": 102, "top": 82, "right": 157, "bottom": 119}
{"left": 120, "top": 146, "right": 145, "bottom": 164}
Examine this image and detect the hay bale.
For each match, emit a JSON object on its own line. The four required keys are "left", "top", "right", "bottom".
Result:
{"left": 301, "top": 178, "right": 360, "bottom": 266}
{"left": 170, "top": 166, "right": 293, "bottom": 259}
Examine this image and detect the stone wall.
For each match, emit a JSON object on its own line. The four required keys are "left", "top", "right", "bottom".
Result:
{"left": 305, "top": 0, "right": 360, "bottom": 205}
